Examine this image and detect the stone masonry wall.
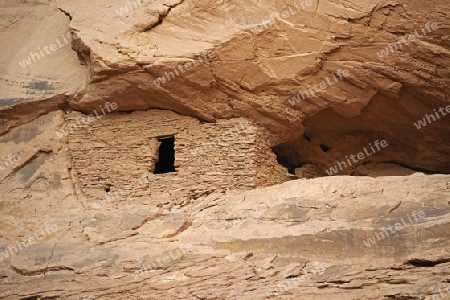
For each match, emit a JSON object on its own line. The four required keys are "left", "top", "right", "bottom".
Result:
{"left": 65, "top": 110, "right": 288, "bottom": 209}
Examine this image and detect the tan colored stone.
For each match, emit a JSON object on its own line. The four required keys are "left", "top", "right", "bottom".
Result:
{"left": 1, "top": 0, "right": 450, "bottom": 299}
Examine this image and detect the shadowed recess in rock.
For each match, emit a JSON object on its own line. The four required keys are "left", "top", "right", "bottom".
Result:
{"left": 154, "top": 136, "right": 176, "bottom": 174}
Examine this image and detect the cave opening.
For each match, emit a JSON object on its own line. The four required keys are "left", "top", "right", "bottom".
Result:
{"left": 274, "top": 150, "right": 296, "bottom": 175}
{"left": 154, "top": 137, "right": 176, "bottom": 174}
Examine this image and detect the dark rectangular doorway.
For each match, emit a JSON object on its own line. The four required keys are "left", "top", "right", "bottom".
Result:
{"left": 154, "top": 137, "right": 175, "bottom": 174}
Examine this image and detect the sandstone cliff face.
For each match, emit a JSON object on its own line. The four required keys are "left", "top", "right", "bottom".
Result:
{"left": 0, "top": 0, "right": 450, "bottom": 299}
{"left": 2, "top": 0, "right": 450, "bottom": 173}
{"left": 0, "top": 168, "right": 449, "bottom": 299}
{"left": 52, "top": 0, "right": 450, "bottom": 172}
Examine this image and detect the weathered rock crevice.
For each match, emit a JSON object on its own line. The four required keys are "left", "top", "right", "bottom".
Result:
{"left": 273, "top": 87, "right": 450, "bottom": 177}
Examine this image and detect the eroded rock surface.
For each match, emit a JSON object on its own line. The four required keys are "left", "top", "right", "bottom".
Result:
{"left": 1, "top": 0, "right": 449, "bottom": 173}
{"left": 0, "top": 162, "right": 449, "bottom": 299}
{"left": 55, "top": 0, "right": 450, "bottom": 173}
{"left": 1, "top": 0, "right": 450, "bottom": 299}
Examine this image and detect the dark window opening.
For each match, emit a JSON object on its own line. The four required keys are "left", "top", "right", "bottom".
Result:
{"left": 286, "top": 166, "right": 296, "bottom": 175}
{"left": 320, "top": 144, "right": 331, "bottom": 152}
{"left": 274, "top": 152, "right": 296, "bottom": 175}
{"left": 154, "top": 137, "right": 176, "bottom": 174}
{"left": 272, "top": 144, "right": 296, "bottom": 175}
